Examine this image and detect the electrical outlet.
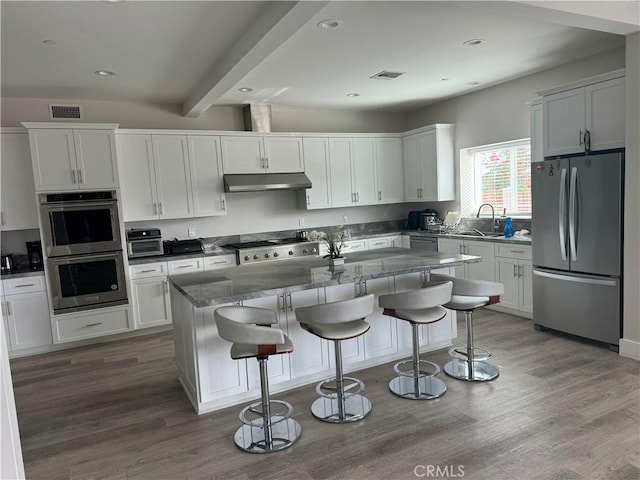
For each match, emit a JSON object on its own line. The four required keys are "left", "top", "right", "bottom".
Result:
{"left": 343, "top": 214, "right": 348, "bottom": 223}
{"left": 298, "top": 217, "right": 305, "bottom": 227}
{"left": 188, "top": 227, "right": 196, "bottom": 238}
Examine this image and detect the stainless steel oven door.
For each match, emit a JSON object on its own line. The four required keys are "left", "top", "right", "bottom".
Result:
{"left": 48, "top": 252, "right": 128, "bottom": 313}
{"left": 40, "top": 200, "right": 122, "bottom": 257}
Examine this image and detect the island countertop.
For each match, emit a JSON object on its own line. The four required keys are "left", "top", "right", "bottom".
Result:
{"left": 169, "top": 247, "right": 481, "bottom": 308}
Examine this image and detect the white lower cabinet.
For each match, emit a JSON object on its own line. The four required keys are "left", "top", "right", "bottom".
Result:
{"left": 438, "top": 238, "right": 495, "bottom": 282}
{"left": 324, "top": 283, "right": 366, "bottom": 366}
{"left": 130, "top": 262, "right": 171, "bottom": 329}
{"left": 2, "top": 276, "right": 52, "bottom": 352}
{"left": 52, "top": 305, "right": 131, "bottom": 343}
{"left": 359, "top": 277, "right": 397, "bottom": 359}
{"left": 494, "top": 245, "right": 533, "bottom": 316}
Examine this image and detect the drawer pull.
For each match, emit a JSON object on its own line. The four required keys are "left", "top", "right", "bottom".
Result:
{"left": 85, "top": 322, "right": 102, "bottom": 327}
{"left": 15, "top": 283, "right": 36, "bottom": 288}
{"left": 211, "top": 260, "right": 227, "bottom": 264}
{"left": 140, "top": 269, "right": 156, "bottom": 273}
{"left": 511, "top": 250, "right": 525, "bottom": 254}
{"left": 176, "top": 265, "right": 193, "bottom": 269}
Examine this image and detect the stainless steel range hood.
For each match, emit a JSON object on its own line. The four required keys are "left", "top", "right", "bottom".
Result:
{"left": 223, "top": 173, "right": 312, "bottom": 193}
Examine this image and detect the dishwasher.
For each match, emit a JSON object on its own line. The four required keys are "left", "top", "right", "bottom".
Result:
{"left": 409, "top": 235, "right": 439, "bottom": 251}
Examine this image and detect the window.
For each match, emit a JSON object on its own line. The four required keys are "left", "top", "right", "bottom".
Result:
{"left": 460, "top": 139, "right": 531, "bottom": 217}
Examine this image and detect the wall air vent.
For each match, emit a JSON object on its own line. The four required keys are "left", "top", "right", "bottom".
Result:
{"left": 49, "top": 104, "right": 83, "bottom": 120}
{"left": 370, "top": 70, "right": 405, "bottom": 80}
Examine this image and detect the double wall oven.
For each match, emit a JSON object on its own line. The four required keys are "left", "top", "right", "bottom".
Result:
{"left": 39, "top": 191, "right": 128, "bottom": 313}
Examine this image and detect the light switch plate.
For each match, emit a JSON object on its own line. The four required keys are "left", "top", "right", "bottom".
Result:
{"left": 188, "top": 227, "right": 196, "bottom": 238}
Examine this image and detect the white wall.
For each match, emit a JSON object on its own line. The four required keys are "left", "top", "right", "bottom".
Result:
{"left": 622, "top": 33, "right": 640, "bottom": 359}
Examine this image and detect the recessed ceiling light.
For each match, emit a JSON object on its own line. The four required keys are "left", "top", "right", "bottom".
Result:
{"left": 346, "top": 93, "right": 360, "bottom": 97}
{"left": 94, "top": 70, "right": 116, "bottom": 77}
{"left": 466, "top": 81, "right": 482, "bottom": 86}
{"left": 463, "top": 38, "right": 483, "bottom": 46}
{"left": 317, "top": 19, "right": 343, "bottom": 29}
{"left": 42, "top": 39, "right": 56, "bottom": 46}
{"left": 238, "top": 87, "right": 253, "bottom": 93}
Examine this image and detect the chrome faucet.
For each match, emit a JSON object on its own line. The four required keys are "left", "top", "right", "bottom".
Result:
{"left": 476, "top": 203, "right": 496, "bottom": 233}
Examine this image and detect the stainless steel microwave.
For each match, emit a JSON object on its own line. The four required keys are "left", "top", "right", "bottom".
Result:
{"left": 39, "top": 191, "right": 122, "bottom": 257}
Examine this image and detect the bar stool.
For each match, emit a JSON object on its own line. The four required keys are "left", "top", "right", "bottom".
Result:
{"left": 295, "top": 294, "right": 374, "bottom": 423}
{"left": 378, "top": 281, "right": 453, "bottom": 400}
{"left": 214, "top": 306, "right": 301, "bottom": 453}
{"left": 429, "top": 274, "right": 504, "bottom": 382}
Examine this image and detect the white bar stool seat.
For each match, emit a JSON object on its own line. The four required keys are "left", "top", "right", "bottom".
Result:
{"left": 378, "top": 281, "right": 453, "bottom": 400}
{"left": 295, "top": 294, "right": 374, "bottom": 423}
{"left": 430, "top": 274, "right": 504, "bottom": 382}
{"left": 215, "top": 305, "right": 301, "bottom": 453}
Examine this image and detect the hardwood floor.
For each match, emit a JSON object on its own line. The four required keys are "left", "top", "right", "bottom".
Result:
{"left": 10, "top": 309, "right": 640, "bottom": 480}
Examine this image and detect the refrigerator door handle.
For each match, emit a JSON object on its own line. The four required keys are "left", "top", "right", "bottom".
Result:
{"left": 569, "top": 166, "right": 579, "bottom": 262}
{"left": 558, "top": 168, "right": 568, "bottom": 261}
{"left": 533, "top": 269, "right": 617, "bottom": 287}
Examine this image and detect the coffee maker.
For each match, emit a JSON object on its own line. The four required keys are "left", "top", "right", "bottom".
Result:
{"left": 26, "top": 241, "right": 43, "bottom": 271}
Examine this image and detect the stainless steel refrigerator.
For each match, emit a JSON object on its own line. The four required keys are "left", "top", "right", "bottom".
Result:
{"left": 531, "top": 151, "right": 623, "bottom": 348}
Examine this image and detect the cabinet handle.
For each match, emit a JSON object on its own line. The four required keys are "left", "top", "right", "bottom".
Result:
{"left": 278, "top": 294, "right": 285, "bottom": 312}
{"left": 6, "top": 301, "right": 11, "bottom": 316}
{"left": 158, "top": 202, "right": 164, "bottom": 215}
{"left": 164, "top": 281, "right": 169, "bottom": 294}
{"left": 15, "top": 283, "right": 36, "bottom": 288}
{"left": 85, "top": 322, "right": 102, "bottom": 327}
{"left": 518, "top": 265, "right": 523, "bottom": 278}
{"left": 140, "top": 269, "right": 156, "bottom": 274}
{"left": 356, "top": 192, "right": 360, "bottom": 202}
{"left": 579, "top": 129, "right": 584, "bottom": 146}
{"left": 210, "top": 259, "right": 227, "bottom": 265}
{"left": 71, "top": 169, "right": 77, "bottom": 184}
{"left": 176, "top": 265, "right": 193, "bottom": 269}
{"left": 1, "top": 211, "right": 4, "bottom": 225}
{"left": 361, "top": 280, "right": 367, "bottom": 295}
{"left": 265, "top": 157, "right": 269, "bottom": 169}
{"left": 378, "top": 190, "right": 382, "bottom": 201}
{"left": 153, "top": 203, "right": 158, "bottom": 215}
{"left": 513, "top": 264, "right": 518, "bottom": 278}
{"left": 77, "top": 169, "right": 83, "bottom": 184}
{"left": 287, "top": 292, "right": 293, "bottom": 311}
{"left": 221, "top": 199, "right": 226, "bottom": 211}
{"left": 510, "top": 250, "right": 524, "bottom": 254}
{"left": 306, "top": 194, "right": 310, "bottom": 206}
{"left": 584, "top": 130, "right": 591, "bottom": 151}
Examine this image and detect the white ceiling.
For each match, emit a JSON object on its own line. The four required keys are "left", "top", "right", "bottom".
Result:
{"left": 1, "top": 1, "right": 638, "bottom": 116}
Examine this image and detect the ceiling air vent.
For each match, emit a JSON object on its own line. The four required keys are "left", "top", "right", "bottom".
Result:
{"left": 370, "top": 70, "right": 405, "bottom": 80}
{"left": 49, "top": 104, "right": 83, "bottom": 120}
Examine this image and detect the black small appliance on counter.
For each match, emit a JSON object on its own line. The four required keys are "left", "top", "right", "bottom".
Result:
{"left": 26, "top": 241, "right": 44, "bottom": 270}
{"left": 163, "top": 238, "right": 204, "bottom": 255}
{"left": 407, "top": 209, "right": 441, "bottom": 230}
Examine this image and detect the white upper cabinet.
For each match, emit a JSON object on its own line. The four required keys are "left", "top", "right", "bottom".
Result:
{"left": 187, "top": 135, "right": 226, "bottom": 217}
{"left": 542, "top": 73, "right": 625, "bottom": 157}
{"left": 220, "top": 135, "right": 303, "bottom": 174}
{"left": 328, "top": 137, "right": 377, "bottom": 207}
{"left": 300, "top": 137, "right": 331, "bottom": 209}
{"left": 118, "top": 133, "right": 226, "bottom": 221}
{"left": 0, "top": 132, "right": 38, "bottom": 230}
{"left": 529, "top": 101, "right": 543, "bottom": 163}
{"left": 24, "top": 124, "right": 119, "bottom": 191}
{"left": 151, "top": 135, "right": 194, "bottom": 219}
{"left": 403, "top": 125, "right": 455, "bottom": 202}
{"left": 375, "top": 137, "right": 404, "bottom": 203}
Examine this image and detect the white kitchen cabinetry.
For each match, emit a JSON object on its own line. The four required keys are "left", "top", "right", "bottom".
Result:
{"left": 129, "top": 262, "right": 171, "bottom": 329}
{"left": 357, "top": 278, "right": 397, "bottom": 359}
{"left": 328, "top": 138, "right": 377, "bottom": 207}
{"left": 530, "top": 100, "right": 543, "bottom": 163}
{"left": 438, "top": 238, "right": 495, "bottom": 282}
{"left": 203, "top": 254, "right": 236, "bottom": 271}
{"left": 187, "top": 135, "right": 227, "bottom": 217}
{"left": 0, "top": 132, "right": 38, "bottom": 230}
{"left": 118, "top": 133, "right": 226, "bottom": 221}
{"left": 167, "top": 257, "right": 203, "bottom": 276}
{"left": 493, "top": 245, "right": 533, "bottom": 317}
{"left": 402, "top": 125, "right": 455, "bottom": 202}
{"left": 324, "top": 283, "right": 366, "bottom": 366}
{"left": 299, "top": 137, "right": 331, "bottom": 209}
{"left": 375, "top": 137, "right": 404, "bottom": 204}
{"left": 542, "top": 73, "right": 625, "bottom": 157}
{"left": 52, "top": 305, "right": 131, "bottom": 344}
{"left": 220, "top": 135, "right": 304, "bottom": 174}
{"left": 25, "top": 124, "right": 119, "bottom": 191}
{"left": 1, "top": 275, "right": 52, "bottom": 353}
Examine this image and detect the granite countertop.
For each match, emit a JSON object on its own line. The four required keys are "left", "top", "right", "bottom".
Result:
{"left": 0, "top": 269, "right": 45, "bottom": 280}
{"left": 128, "top": 249, "right": 235, "bottom": 265}
{"left": 169, "top": 247, "right": 481, "bottom": 308}
{"left": 405, "top": 230, "right": 532, "bottom": 245}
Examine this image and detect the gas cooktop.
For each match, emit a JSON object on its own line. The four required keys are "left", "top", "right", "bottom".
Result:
{"left": 224, "top": 239, "right": 319, "bottom": 265}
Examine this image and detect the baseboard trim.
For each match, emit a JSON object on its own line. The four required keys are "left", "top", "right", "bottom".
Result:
{"left": 619, "top": 338, "right": 640, "bottom": 360}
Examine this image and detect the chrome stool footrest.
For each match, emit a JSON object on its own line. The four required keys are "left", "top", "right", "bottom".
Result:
{"left": 447, "top": 344, "right": 493, "bottom": 362}
{"left": 311, "top": 394, "right": 372, "bottom": 423}
{"left": 388, "top": 375, "right": 447, "bottom": 400}
{"left": 239, "top": 399, "right": 294, "bottom": 426}
{"left": 393, "top": 358, "right": 441, "bottom": 378}
{"left": 444, "top": 359, "right": 499, "bottom": 382}
{"left": 315, "top": 376, "right": 365, "bottom": 399}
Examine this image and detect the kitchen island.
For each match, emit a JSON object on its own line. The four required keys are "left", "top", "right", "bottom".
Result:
{"left": 169, "top": 247, "right": 481, "bottom": 414}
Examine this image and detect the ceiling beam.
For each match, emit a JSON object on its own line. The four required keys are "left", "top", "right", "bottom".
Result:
{"left": 183, "top": 1, "right": 328, "bottom": 117}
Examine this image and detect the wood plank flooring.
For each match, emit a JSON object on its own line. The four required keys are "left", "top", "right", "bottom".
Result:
{"left": 10, "top": 309, "right": 640, "bottom": 480}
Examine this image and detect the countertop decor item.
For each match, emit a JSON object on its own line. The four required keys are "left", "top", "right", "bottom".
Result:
{"left": 320, "top": 228, "right": 350, "bottom": 260}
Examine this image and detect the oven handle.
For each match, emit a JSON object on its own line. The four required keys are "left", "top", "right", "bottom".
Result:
{"left": 40, "top": 200, "right": 118, "bottom": 210}
{"left": 48, "top": 251, "right": 122, "bottom": 264}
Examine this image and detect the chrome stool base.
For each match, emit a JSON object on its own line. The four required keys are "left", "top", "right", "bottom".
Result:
{"left": 311, "top": 394, "right": 372, "bottom": 423}
{"left": 389, "top": 375, "right": 447, "bottom": 400}
{"left": 448, "top": 345, "right": 492, "bottom": 362}
{"left": 233, "top": 417, "right": 302, "bottom": 453}
{"left": 444, "top": 359, "right": 499, "bottom": 382}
